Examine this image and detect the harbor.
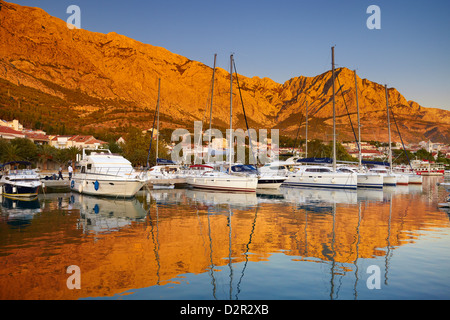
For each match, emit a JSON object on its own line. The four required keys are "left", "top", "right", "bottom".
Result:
{"left": 1, "top": 175, "right": 450, "bottom": 300}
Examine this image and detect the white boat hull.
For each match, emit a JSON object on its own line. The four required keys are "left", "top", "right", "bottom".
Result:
{"left": 71, "top": 177, "right": 145, "bottom": 198}
{"left": 395, "top": 173, "right": 409, "bottom": 186}
{"left": 283, "top": 172, "right": 357, "bottom": 189}
{"left": 356, "top": 173, "right": 383, "bottom": 189}
{"left": 186, "top": 175, "right": 258, "bottom": 192}
{"left": 257, "top": 176, "right": 287, "bottom": 189}
{"left": 382, "top": 174, "right": 397, "bottom": 186}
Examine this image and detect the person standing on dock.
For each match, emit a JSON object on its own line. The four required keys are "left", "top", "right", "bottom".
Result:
{"left": 58, "top": 166, "right": 64, "bottom": 180}
{"left": 68, "top": 164, "right": 73, "bottom": 180}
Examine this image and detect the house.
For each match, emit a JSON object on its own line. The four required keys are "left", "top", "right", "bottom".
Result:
{"left": 49, "top": 135, "right": 107, "bottom": 149}
{"left": 0, "top": 126, "right": 26, "bottom": 140}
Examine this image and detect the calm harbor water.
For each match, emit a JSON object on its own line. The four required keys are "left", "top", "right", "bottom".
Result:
{"left": 1, "top": 176, "right": 450, "bottom": 300}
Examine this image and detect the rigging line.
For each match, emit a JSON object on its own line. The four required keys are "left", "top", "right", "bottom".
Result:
{"left": 146, "top": 84, "right": 160, "bottom": 168}
{"left": 336, "top": 73, "right": 359, "bottom": 151}
{"left": 232, "top": 59, "right": 259, "bottom": 168}
{"left": 292, "top": 111, "right": 304, "bottom": 155}
{"left": 390, "top": 108, "right": 413, "bottom": 170}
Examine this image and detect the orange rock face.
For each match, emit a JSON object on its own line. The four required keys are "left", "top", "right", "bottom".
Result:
{"left": 1, "top": 0, "right": 449, "bottom": 143}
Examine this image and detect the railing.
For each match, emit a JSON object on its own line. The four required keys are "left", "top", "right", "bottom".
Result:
{"left": 76, "top": 166, "right": 146, "bottom": 180}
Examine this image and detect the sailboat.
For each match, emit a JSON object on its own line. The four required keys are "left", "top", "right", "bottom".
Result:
{"left": 186, "top": 54, "right": 258, "bottom": 192}
{"left": 368, "top": 85, "right": 398, "bottom": 186}
{"left": 283, "top": 47, "right": 357, "bottom": 190}
{"left": 339, "top": 70, "right": 383, "bottom": 189}
{"left": 146, "top": 79, "right": 185, "bottom": 189}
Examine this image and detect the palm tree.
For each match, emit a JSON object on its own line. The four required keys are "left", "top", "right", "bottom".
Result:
{"left": 37, "top": 144, "right": 56, "bottom": 170}
{"left": 1, "top": 143, "right": 23, "bottom": 163}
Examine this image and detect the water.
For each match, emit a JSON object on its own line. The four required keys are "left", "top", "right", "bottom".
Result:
{"left": 1, "top": 176, "right": 450, "bottom": 301}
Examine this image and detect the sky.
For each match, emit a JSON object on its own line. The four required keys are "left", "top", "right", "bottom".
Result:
{"left": 9, "top": 0, "right": 450, "bottom": 110}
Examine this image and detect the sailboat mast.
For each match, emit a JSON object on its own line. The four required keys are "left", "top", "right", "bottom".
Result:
{"left": 208, "top": 54, "right": 217, "bottom": 163}
{"left": 332, "top": 47, "right": 337, "bottom": 172}
{"left": 305, "top": 100, "right": 308, "bottom": 158}
{"left": 385, "top": 85, "right": 393, "bottom": 173}
{"left": 156, "top": 78, "right": 161, "bottom": 163}
{"left": 229, "top": 54, "right": 234, "bottom": 170}
{"left": 354, "top": 70, "right": 362, "bottom": 169}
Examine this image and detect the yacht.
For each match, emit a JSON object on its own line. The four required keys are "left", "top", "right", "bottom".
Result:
{"left": 186, "top": 169, "right": 258, "bottom": 192}
{"left": 71, "top": 148, "right": 146, "bottom": 198}
{"left": 337, "top": 166, "right": 383, "bottom": 189}
{"left": 186, "top": 55, "right": 258, "bottom": 193}
{"left": 284, "top": 48, "right": 357, "bottom": 190}
{"left": 0, "top": 161, "right": 42, "bottom": 198}
{"left": 231, "top": 164, "right": 287, "bottom": 189}
{"left": 283, "top": 165, "right": 357, "bottom": 190}
{"left": 368, "top": 167, "right": 397, "bottom": 186}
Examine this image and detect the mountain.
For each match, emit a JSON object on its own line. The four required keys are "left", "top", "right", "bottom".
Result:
{"left": 1, "top": 0, "right": 449, "bottom": 144}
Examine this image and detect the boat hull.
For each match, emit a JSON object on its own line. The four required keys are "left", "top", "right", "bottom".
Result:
{"left": 382, "top": 174, "right": 397, "bottom": 186}
{"left": 1, "top": 182, "right": 40, "bottom": 198}
{"left": 257, "top": 177, "right": 287, "bottom": 189}
{"left": 71, "top": 176, "right": 145, "bottom": 198}
{"left": 356, "top": 174, "right": 383, "bottom": 189}
{"left": 186, "top": 175, "right": 258, "bottom": 192}
{"left": 282, "top": 172, "right": 357, "bottom": 190}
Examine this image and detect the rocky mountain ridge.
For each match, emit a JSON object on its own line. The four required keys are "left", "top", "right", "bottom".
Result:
{"left": 1, "top": 0, "right": 449, "bottom": 144}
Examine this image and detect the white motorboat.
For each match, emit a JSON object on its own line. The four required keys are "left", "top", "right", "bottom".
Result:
{"left": 71, "top": 148, "right": 146, "bottom": 198}
{"left": 0, "top": 161, "right": 42, "bottom": 198}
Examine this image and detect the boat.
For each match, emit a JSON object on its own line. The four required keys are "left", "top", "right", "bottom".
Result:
{"left": 230, "top": 164, "right": 287, "bottom": 189}
{"left": 284, "top": 164, "right": 357, "bottom": 189}
{"left": 347, "top": 69, "right": 383, "bottom": 189}
{"left": 368, "top": 167, "right": 397, "bottom": 186}
{"left": 0, "top": 161, "right": 42, "bottom": 198}
{"left": 283, "top": 48, "right": 357, "bottom": 190}
{"left": 410, "top": 159, "right": 445, "bottom": 176}
{"left": 185, "top": 55, "right": 258, "bottom": 193}
{"left": 337, "top": 166, "right": 383, "bottom": 189}
{"left": 70, "top": 148, "right": 146, "bottom": 198}
{"left": 147, "top": 160, "right": 186, "bottom": 188}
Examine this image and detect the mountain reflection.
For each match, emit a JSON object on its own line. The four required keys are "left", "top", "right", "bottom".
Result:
{"left": 0, "top": 179, "right": 448, "bottom": 300}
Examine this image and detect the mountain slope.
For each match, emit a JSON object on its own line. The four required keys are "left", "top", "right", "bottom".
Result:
{"left": 1, "top": 0, "right": 449, "bottom": 144}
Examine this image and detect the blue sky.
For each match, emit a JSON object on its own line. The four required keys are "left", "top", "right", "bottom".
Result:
{"left": 10, "top": 0, "right": 450, "bottom": 110}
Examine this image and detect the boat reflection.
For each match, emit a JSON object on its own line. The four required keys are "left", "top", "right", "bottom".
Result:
{"left": 74, "top": 194, "right": 147, "bottom": 234}
{"left": 0, "top": 195, "right": 41, "bottom": 229}
{"left": 186, "top": 189, "right": 258, "bottom": 210}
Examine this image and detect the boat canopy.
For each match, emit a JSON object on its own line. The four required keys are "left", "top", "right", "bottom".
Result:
{"left": 157, "top": 158, "right": 176, "bottom": 165}
{"left": 1, "top": 161, "right": 33, "bottom": 168}
{"left": 362, "top": 160, "right": 390, "bottom": 167}
{"left": 231, "top": 164, "right": 257, "bottom": 173}
{"left": 296, "top": 157, "right": 333, "bottom": 164}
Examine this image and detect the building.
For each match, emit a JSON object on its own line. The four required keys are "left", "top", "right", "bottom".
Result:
{"left": 49, "top": 135, "right": 107, "bottom": 149}
{"left": 0, "top": 126, "right": 26, "bottom": 140}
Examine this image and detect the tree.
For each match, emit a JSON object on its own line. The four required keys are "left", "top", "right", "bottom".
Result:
{"left": 121, "top": 126, "right": 170, "bottom": 167}
{"left": 10, "top": 138, "right": 38, "bottom": 162}
{"left": 37, "top": 144, "right": 56, "bottom": 170}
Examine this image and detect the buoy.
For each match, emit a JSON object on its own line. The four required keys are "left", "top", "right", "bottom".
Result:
{"left": 78, "top": 184, "right": 83, "bottom": 193}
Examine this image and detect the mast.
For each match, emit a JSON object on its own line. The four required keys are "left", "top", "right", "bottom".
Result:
{"left": 305, "top": 100, "right": 308, "bottom": 158}
{"left": 385, "top": 85, "right": 393, "bottom": 173}
{"left": 207, "top": 54, "right": 217, "bottom": 163}
{"left": 156, "top": 78, "right": 161, "bottom": 163}
{"left": 331, "top": 47, "right": 337, "bottom": 172}
{"left": 229, "top": 54, "right": 234, "bottom": 170}
{"left": 354, "top": 70, "right": 362, "bottom": 169}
